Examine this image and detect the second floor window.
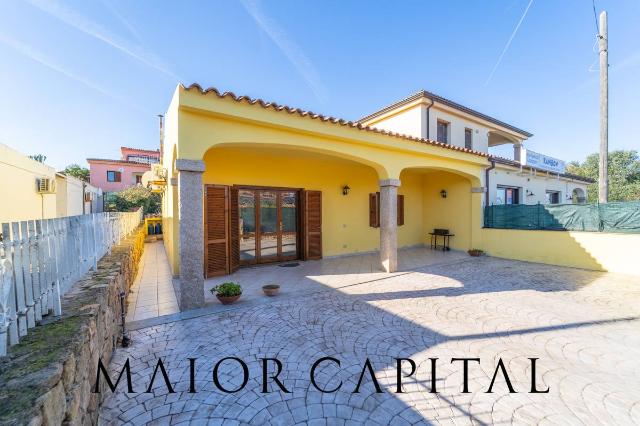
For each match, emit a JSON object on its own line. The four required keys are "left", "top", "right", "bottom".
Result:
{"left": 465, "top": 128, "right": 473, "bottom": 150}
{"left": 107, "top": 171, "right": 121, "bottom": 182}
{"left": 437, "top": 120, "right": 449, "bottom": 144}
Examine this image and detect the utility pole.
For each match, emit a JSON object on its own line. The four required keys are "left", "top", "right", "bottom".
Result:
{"left": 598, "top": 10, "right": 608, "bottom": 203}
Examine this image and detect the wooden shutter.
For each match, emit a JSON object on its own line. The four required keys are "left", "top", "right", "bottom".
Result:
{"left": 229, "top": 187, "right": 240, "bottom": 273}
{"left": 114, "top": 171, "right": 122, "bottom": 182}
{"left": 303, "top": 190, "right": 322, "bottom": 260}
{"left": 369, "top": 193, "right": 380, "bottom": 228}
{"left": 204, "top": 185, "right": 229, "bottom": 277}
{"left": 397, "top": 194, "right": 404, "bottom": 226}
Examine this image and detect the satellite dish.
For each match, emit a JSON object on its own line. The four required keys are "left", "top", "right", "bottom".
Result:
{"left": 141, "top": 170, "right": 155, "bottom": 188}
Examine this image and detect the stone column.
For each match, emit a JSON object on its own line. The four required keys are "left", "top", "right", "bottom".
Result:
{"left": 176, "top": 159, "right": 205, "bottom": 310}
{"left": 379, "top": 178, "right": 400, "bottom": 273}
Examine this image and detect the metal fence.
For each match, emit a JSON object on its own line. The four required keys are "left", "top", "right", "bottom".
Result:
{"left": 484, "top": 201, "right": 640, "bottom": 233}
{"left": 0, "top": 209, "right": 142, "bottom": 356}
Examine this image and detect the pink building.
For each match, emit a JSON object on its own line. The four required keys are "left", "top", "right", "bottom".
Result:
{"left": 87, "top": 147, "right": 160, "bottom": 193}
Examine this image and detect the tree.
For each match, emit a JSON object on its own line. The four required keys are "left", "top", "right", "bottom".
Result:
{"left": 567, "top": 150, "right": 640, "bottom": 202}
{"left": 106, "top": 186, "right": 161, "bottom": 215}
{"left": 63, "top": 163, "right": 90, "bottom": 182}
{"left": 29, "top": 154, "right": 47, "bottom": 163}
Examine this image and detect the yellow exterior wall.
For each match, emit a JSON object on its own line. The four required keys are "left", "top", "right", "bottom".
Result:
{"left": 0, "top": 143, "right": 57, "bottom": 223}
{"left": 161, "top": 85, "right": 488, "bottom": 275}
{"left": 481, "top": 229, "right": 640, "bottom": 276}
{"left": 203, "top": 146, "right": 426, "bottom": 258}
{"left": 420, "top": 171, "right": 472, "bottom": 251}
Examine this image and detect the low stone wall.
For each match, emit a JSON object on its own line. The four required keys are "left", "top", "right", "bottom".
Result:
{"left": 0, "top": 226, "right": 145, "bottom": 426}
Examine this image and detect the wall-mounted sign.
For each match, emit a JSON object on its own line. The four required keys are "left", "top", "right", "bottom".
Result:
{"left": 523, "top": 149, "right": 566, "bottom": 174}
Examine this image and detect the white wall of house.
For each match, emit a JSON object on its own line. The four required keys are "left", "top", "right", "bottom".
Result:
{"left": 488, "top": 166, "right": 589, "bottom": 205}
{"left": 366, "top": 104, "right": 425, "bottom": 139}
{"left": 425, "top": 107, "right": 491, "bottom": 153}
{"left": 56, "top": 174, "right": 85, "bottom": 217}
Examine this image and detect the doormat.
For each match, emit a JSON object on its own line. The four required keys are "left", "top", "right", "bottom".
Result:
{"left": 278, "top": 262, "right": 300, "bottom": 268}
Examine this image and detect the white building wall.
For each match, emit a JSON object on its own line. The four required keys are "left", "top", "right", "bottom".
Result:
{"left": 426, "top": 108, "right": 490, "bottom": 153}
{"left": 367, "top": 104, "right": 424, "bottom": 139}
{"left": 488, "top": 166, "right": 590, "bottom": 206}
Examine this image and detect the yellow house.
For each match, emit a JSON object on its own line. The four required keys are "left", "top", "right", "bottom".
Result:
{"left": 0, "top": 143, "right": 57, "bottom": 223}
{"left": 161, "top": 84, "right": 491, "bottom": 309}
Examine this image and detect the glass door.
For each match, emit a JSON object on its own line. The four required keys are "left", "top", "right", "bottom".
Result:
{"left": 238, "top": 189, "right": 257, "bottom": 265}
{"left": 259, "top": 190, "right": 279, "bottom": 262}
{"left": 235, "top": 187, "right": 300, "bottom": 265}
{"left": 280, "top": 191, "right": 298, "bottom": 260}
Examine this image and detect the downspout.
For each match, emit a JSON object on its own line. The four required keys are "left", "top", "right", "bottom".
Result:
{"left": 485, "top": 159, "right": 496, "bottom": 206}
{"left": 425, "top": 96, "right": 434, "bottom": 139}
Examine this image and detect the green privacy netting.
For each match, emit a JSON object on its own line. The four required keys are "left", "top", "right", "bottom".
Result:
{"left": 484, "top": 202, "right": 640, "bottom": 233}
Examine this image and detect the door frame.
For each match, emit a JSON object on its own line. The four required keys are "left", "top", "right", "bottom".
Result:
{"left": 234, "top": 185, "right": 303, "bottom": 266}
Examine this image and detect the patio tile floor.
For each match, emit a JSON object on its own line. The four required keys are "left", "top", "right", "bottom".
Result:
{"left": 102, "top": 249, "right": 640, "bottom": 425}
{"left": 126, "top": 241, "right": 179, "bottom": 322}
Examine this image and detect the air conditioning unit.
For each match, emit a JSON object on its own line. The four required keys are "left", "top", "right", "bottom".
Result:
{"left": 36, "top": 177, "right": 56, "bottom": 194}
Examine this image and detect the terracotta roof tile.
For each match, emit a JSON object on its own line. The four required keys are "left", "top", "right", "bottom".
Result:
{"left": 182, "top": 83, "right": 489, "bottom": 158}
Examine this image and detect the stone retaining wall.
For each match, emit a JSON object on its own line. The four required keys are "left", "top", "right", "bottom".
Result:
{"left": 0, "top": 226, "right": 145, "bottom": 426}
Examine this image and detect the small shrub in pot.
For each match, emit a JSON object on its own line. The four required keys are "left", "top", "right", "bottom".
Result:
{"left": 211, "top": 282, "right": 242, "bottom": 304}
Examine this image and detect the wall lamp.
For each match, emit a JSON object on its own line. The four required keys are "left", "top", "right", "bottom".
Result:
{"left": 526, "top": 189, "right": 535, "bottom": 197}
{"left": 342, "top": 185, "right": 351, "bottom": 196}
{"left": 440, "top": 189, "right": 447, "bottom": 199}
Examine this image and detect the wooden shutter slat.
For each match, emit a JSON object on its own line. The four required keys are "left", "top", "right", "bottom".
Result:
{"left": 229, "top": 187, "right": 240, "bottom": 273}
{"left": 369, "top": 192, "right": 380, "bottom": 228}
{"left": 303, "top": 190, "right": 322, "bottom": 260}
{"left": 397, "top": 194, "right": 404, "bottom": 226}
{"left": 204, "top": 185, "right": 229, "bottom": 277}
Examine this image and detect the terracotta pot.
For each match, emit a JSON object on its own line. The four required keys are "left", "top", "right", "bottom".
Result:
{"left": 216, "top": 294, "right": 241, "bottom": 305}
{"left": 262, "top": 284, "right": 280, "bottom": 297}
{"left": 468, "top": 250, "right": 483, "bottom": 257}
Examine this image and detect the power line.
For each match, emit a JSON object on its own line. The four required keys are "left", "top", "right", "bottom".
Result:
{"left": 592, "top": 0, "right": 600, "bottom": 35}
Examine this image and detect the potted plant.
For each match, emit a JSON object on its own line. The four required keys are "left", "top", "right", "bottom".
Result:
{"left": 262, "top": 284, "right": 280, "bottom": 297}
{"left": 211, "top": 282, "right": 242, "bottom": 305}
{"left": 468, "top": 249, "right": 484, "bottom": 257}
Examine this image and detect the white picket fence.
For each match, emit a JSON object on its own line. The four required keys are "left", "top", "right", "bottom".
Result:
{"left": 0, "top": 208, "right": 142, "bottom": 356}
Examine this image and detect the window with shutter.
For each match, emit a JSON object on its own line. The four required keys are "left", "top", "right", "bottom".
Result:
{"left": 204, "top": 185, "right": 229, "bottom": 277}
{"left": 369, "top": 192, "right": 404, "bottom": 227}
{"left": 303, "top": 190, "right": 322, "bottom": 260}
{"left": 369, "top": 192, "right": 379, "bottom": 227}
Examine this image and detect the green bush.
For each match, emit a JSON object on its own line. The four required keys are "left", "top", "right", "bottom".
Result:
{"left": 211, "top": 282, "right": 242, "bottom": 297}
{"left": 106, "top": 186, "right": 161, "bottom": 215}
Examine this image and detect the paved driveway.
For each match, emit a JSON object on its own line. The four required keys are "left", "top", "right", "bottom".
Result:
{"left": 100, "top": 256, "right": 640, "bottom": 425}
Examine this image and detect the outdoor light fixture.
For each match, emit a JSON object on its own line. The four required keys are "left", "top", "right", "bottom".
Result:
{"left": 342, "top": 185, "right": 350, "bottom": 196}
{"left": 526, "top": 189, "right": 535, "bottom": 197}
{"left": 440, "top": 189, "right": 447, "bottom": 198}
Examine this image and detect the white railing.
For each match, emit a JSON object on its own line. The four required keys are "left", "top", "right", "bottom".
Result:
{"left": 0, "top": 208, "right": 142, "bottom": 356}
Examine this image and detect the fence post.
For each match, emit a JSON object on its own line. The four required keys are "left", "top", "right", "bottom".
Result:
{"left": 19, "top": 221, "right": 35, "bottom": 328}
{"left": 0, "top": 258, "right": 18, "bottom": 354}
{"left": 7, "top": 223, "right": 27, "bottom": 336}
{"left": 47, "top": 219, "right": 62, "bottom": 316}
{"left": 27, "top": 221, "right": 42, "bottom": 322}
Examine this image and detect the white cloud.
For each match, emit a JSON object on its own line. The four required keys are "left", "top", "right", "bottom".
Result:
{"left": 240, "top": 0, "right": 328, "bottom": 102}
{"left": 25, "top": 0, "right": 179, "bottom": 80}
{"left": 0, "top": 32, "right": 147, "bottom": 112}
{"left": 485, "top": 0, "right": 535, "bottom": 86}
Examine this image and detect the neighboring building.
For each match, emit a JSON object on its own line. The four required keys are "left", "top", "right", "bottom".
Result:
{"left": 55, "top": 173, "right": 103, "bottom": 217}
{"left": 87, "top": 147, "right": 160, "bottom": 192}
{"left": 359, "top": 90, "right": 591, "bottom": 206}
{"left": 0, "top": 143, "right": 57, "bottom": 223}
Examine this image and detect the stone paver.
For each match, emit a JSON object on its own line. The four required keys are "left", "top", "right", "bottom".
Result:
{"left": 126, "top": 241, "right": 179, "bottom": 322}
{"left": 102, "top": 254, "right": 640, "bottom": 425}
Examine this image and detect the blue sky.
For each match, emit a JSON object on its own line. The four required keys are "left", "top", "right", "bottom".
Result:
{"left": 0, "top": 0, "right": 638, "bottom": 170}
